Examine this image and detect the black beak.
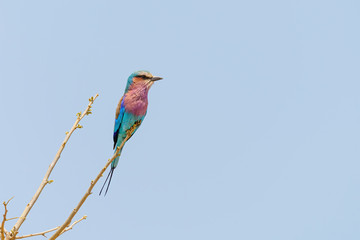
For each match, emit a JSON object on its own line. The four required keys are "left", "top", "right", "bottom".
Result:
{"left": 151, "top": 76, "right": 163, "bottom": 81}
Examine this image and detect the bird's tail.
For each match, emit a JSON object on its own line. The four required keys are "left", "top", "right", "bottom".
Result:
{"left": 99, "top": 153, "right": 121, "bottom": 196}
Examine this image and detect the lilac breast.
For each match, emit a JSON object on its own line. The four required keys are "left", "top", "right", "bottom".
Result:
{"left": 124, "top": 85, "right": 149, "bottom": 116}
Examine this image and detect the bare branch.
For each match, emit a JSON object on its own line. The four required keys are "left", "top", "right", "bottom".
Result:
{"left": 1, "top": 198, "right": 13, "bottom": 240}
{"left": 1, "top": 204, "right": 6, "bottom": 240}
{"left": 61, "top": 215, "right": 87, "bottom": 235}
{"left": 16, "top": 227, "right": 58, "bottom": 239}
{"left": 4, "top": 218, "right": 18, "bottom": 222}
{"left": 6, "top": 94, "right": 99, "bottom": 240}
{"left": 15, "top": 216, "right": 87, "bottom": 239}
{"left": 49, "top": 134, "right": 131, "bottom": 240}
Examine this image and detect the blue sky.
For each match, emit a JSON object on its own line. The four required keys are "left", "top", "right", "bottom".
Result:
{"left": 1, "top": 0, "right": 360, "bottom": 239}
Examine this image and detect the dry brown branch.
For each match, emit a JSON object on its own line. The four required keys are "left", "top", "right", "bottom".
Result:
{"left": 48, "top": 134, "right": 130, "bottom": 240}
{"left": 1, "top": 198, "right": 14, "bottom": 240}
{"left": 5, "top": 94, "right": 99, "bottom": 240}
{"left": 4, "top": 219, "right": 17, "bottom": 223}
{"left": 1, "top": 203, "right": 7, "bottom": 240}
{"left": 15, "top": 215, "right": 86, "bottom": 239}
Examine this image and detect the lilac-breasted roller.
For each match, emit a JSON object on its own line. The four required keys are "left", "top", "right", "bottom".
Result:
{"left": 99, "top": 71, "right": 163, "bottom": 195}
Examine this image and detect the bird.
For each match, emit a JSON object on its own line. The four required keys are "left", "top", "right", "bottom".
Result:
{"left": 99, "top": 70, "right": 163, "bottom": 195}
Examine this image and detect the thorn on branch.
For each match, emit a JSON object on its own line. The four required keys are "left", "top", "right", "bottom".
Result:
{"left": 47, "top": 180, "right": 54, "bottom": 184}
{"left": 76, "top": 124, "right": 83, "bottom": 129}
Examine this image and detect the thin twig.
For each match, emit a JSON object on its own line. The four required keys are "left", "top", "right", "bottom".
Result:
{"left": 16, "top": 227, "right": 57, "bottom": 239}
{"left": 1, "top": 203, "right": 6, "bottom": 240}
{"left": 6, "top": 94, "right": 99, "bottom": 240}
{"left": 15, "top": 216, "right": 86, "bottom": 239}
{"left": 61, "top": 215, "right": 87, "bottom": 234}
{"left": 1, "top": 198, "right": 13, "bottom": 240}
{"left": 49, "top": 134, "right": 130, "bottom": 240}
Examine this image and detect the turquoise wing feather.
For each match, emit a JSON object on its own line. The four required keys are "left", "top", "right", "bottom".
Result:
{"left": 113, "top": 97, "right": 125, "bottom": 149}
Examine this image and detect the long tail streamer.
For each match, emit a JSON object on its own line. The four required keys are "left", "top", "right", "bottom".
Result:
{"left": 99, "top": 167, "right": 115, "bottom": 196}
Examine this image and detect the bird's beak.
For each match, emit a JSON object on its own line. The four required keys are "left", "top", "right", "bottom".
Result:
{"left": 151, "top": 76, "right": 163, "bottom": 81}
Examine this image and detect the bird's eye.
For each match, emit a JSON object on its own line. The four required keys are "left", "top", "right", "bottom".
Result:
{"left": 138, "top": 75, "right": 148, "bottom": 79}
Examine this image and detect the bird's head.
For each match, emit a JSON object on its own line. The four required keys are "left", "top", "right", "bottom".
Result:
{"left": 125, "top": 70, "right": 163, "bottom": 92}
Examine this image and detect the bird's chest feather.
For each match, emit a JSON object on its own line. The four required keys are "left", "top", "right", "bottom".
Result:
{"left": 124, "top": 88, "right": 149, "bottom": 116}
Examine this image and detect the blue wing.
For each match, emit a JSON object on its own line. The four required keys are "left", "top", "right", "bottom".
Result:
{"left": 113, "top": 96, "right": 125, "bottom": 149}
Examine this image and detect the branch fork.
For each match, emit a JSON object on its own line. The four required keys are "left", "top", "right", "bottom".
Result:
{"left": 15, "top": 216, "right": 86, "bottom": 239}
